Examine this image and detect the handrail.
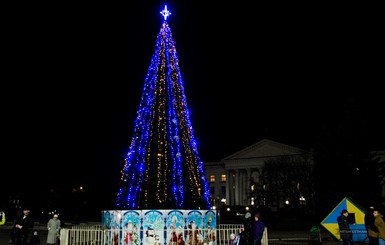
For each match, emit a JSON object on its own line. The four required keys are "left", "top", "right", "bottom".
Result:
{"left": 60, "top": 225, "right": 268, "bottom": 245}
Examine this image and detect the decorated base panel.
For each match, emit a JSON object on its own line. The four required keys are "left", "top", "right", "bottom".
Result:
{"left": 102, "top": 209, "right": 217, "bottom": 245}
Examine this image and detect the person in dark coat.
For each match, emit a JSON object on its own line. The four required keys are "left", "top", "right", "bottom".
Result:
{"left": 365, "top": 206, "right": 379, "bottom": 245}
{"left": 14, "top": 207, "right": 34, "bottom": 245}
{"left": 29, "top": 230, "right": 41, "bottom": 245}
{"left": 253, "top": 212, "right": 265, "bottom": 245}
{"left": 337, "top": 209, "right": 354, "bottom": 245}
{"left": 239, "top": 212, "right": 254, "bottom": 245}
{"left": 9, "top": 208, "right": 23, "bottom": 244}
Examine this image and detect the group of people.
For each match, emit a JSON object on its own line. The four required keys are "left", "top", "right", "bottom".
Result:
{"left": 9, "top": 207, "right": 61, "bottom": 245}
{"left": 337, "top": 206, "right": 385, "bottom": 245}
{"left": 229, "top": 211, "right": 265, "bottom": 245}
{"left": 8, "top": 205, "right": 384, "bottom": 245}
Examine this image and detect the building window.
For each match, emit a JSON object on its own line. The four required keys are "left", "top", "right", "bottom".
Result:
{"left": 221, "top": 186, "right": 226, "bottom": 195}
{"left": 210, "top": 187, "right": 215, "bottom": 195}
{"left": 210, "top": 175, "right": 216, "bottom": 183}
{"left": 221, "top": 174, "right": 226, "bottom": 182}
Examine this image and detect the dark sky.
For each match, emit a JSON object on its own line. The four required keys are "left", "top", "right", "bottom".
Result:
{"left": 2, "top": 2, "right": 384, "bottom": 204}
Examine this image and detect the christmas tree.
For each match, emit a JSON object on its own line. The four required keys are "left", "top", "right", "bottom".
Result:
{"left": 115, "top": 6, "right": 211, "bottom": 210}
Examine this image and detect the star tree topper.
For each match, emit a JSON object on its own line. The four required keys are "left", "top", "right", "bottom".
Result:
{"left": 160, "top": 5, "right": 172, "bottom": 20}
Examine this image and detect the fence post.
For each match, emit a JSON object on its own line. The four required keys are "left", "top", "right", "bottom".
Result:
{"left": 60, "top": 228, "right": 69, "bottom": 245}
{"left": 262, "top": 227, "right": 268, "bottom": 245}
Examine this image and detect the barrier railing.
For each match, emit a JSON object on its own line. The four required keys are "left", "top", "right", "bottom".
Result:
{"left": 60, "top": 224, "right": 268, "bottom": 245}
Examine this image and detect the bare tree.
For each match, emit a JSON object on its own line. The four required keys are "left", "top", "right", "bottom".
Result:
{"left": 259, "top": 156, "right": 315, "bottom": 214}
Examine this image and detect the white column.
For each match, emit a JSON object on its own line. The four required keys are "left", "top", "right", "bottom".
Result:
{"left": 226, "top": 169, "right": 231, "bottom": 206}
{"left": 246, "top": 168, "right": 251, "bottom": 206}
{"left": 235, "top": 169, "right": 240, "bottom": 205}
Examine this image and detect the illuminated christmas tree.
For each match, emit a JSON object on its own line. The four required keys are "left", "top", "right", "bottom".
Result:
{"left": 115, "top": 6, "right": 211, "bottom": 210}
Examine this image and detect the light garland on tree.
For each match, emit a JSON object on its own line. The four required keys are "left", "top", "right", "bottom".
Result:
{"left": 116, "top": 5, "right": 211, "bottom": 210}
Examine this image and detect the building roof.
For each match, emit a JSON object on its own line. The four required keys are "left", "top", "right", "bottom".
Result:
{"left": 222, "top": 139, "right": 310, "bottom": 161}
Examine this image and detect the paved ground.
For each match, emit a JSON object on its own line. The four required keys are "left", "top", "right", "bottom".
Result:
{"left": 1, "top": 224, "right": 50, "bottom": 245}
{"left": 0, "top": 223, "right": 368, "bottom": 245}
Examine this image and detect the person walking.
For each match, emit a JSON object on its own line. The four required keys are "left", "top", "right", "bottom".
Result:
{"left": 47, "top": 213, "right": 61, "bottom": 245}
{"left": 14, "top": 207, "right": 34, "bottom": 245}
{"left": 253, "top": 212, "right": 265, "bottom": 245}
{"left": 373, "top": 209, "right": 385, "bottom": 245}
{"left": 337, "top": 209, "right": 354, "bottom": 245}
{"left": 365, "top": 206, "right": 379, "bottom": 245}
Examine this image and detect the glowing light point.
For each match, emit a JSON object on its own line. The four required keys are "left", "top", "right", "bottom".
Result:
{"left": 160, "top": 5, "right": 172, "bottom": 20}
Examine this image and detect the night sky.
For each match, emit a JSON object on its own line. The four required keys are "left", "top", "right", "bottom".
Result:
{"left": 2, "top": 2, "right": 384, "bottom": 208}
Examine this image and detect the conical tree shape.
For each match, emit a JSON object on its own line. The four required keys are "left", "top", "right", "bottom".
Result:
{"left": 115, "top": 6, "right": 211, "bottom": 210}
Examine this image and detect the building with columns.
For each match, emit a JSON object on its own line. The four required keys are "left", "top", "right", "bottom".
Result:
{"left": 204, "top": 139, "right": 385, "bottom": 211}
{"left": 204, "top": 139, "right": 313, "bottom": 209}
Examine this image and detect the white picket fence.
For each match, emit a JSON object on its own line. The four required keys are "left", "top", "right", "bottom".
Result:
{"left": 60, "top": 224, "right": 268, "bottom": 245}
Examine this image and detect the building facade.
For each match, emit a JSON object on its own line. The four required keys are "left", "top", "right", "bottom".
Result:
{"left": 204, "top": 139, "right": 314, "bottom": 210}
{"left": 204, "top": 139, "right": 385, "bottom": 211}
